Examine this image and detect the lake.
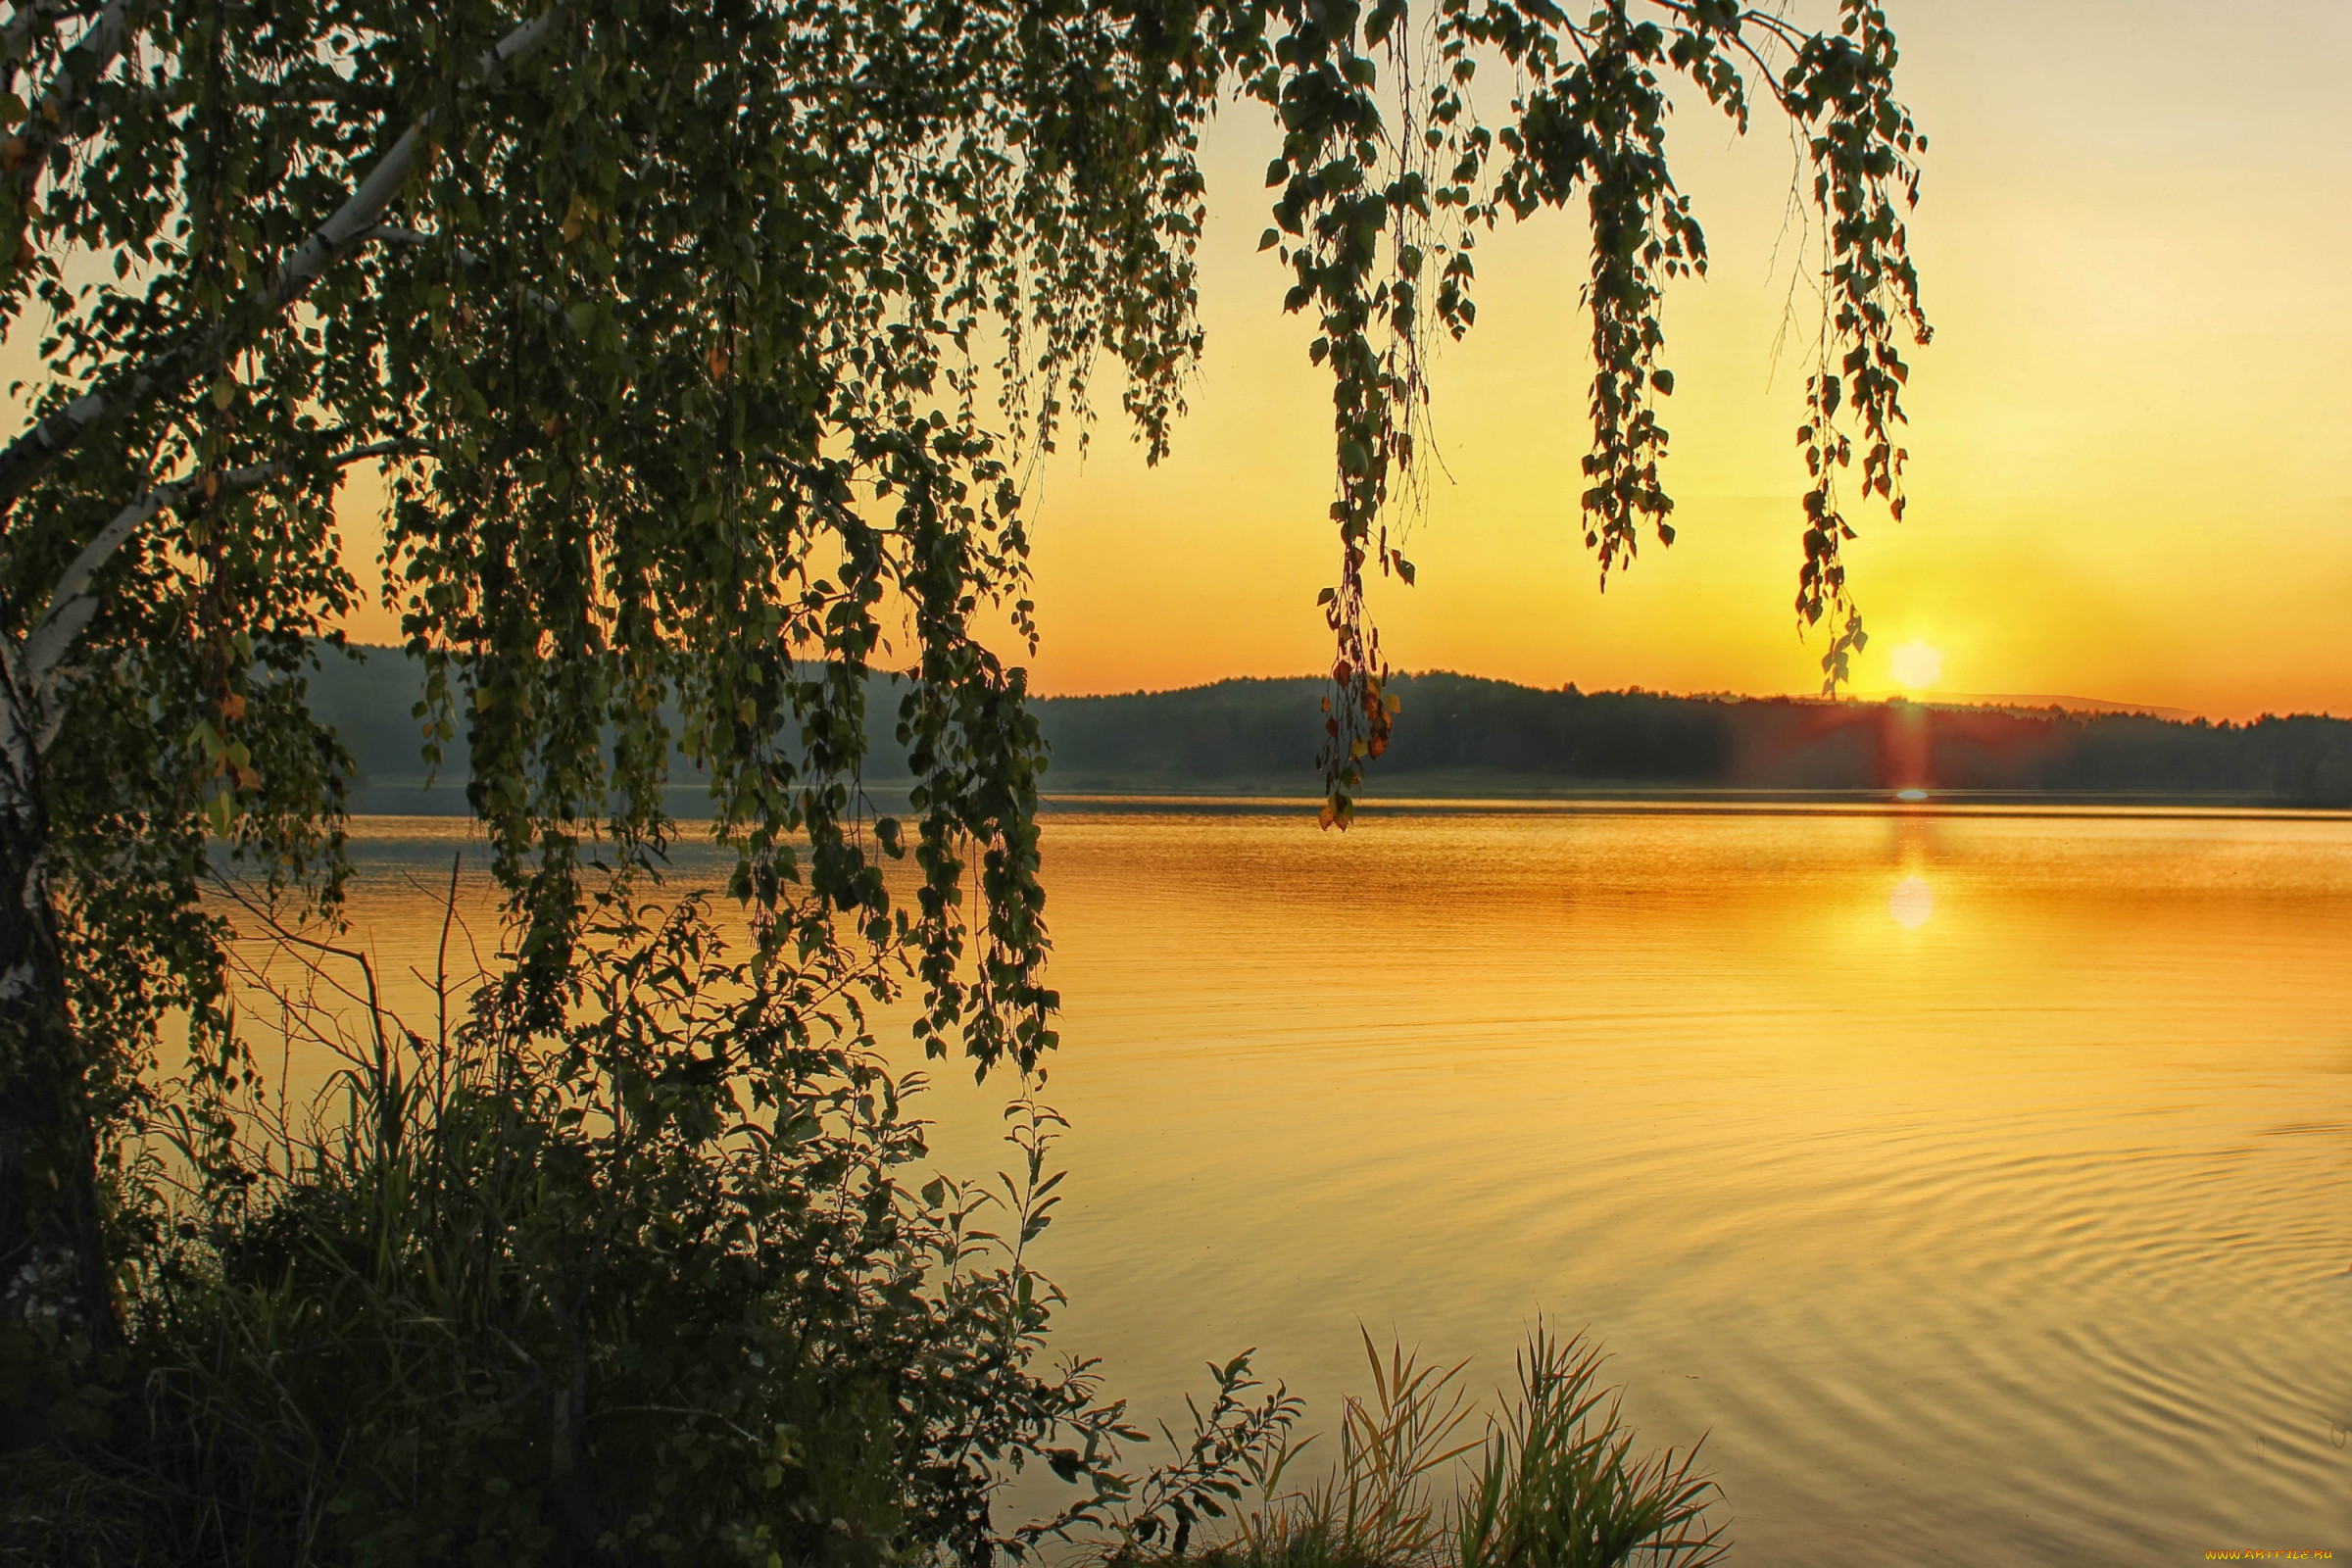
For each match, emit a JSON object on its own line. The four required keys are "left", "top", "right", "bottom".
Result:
{"left": 300, "top": 805, "right": 2352, "bottom": 1564}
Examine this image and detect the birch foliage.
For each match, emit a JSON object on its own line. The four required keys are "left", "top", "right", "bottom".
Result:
{"left": 0, "top": 0, "right": 1926, "bottom": 1351}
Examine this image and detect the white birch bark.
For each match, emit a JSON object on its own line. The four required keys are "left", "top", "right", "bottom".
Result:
{"left": 0, "top": 6, "right": 561, "bottom": 509}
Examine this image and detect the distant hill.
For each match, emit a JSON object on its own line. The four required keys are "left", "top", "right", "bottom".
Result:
{"left": 299, "top": 649, "right": 2352, "bottom": 812}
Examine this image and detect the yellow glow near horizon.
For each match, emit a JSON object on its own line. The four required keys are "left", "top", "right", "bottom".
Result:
{"left": 314, "top": 4, "right": 2352, "bottom": 721}
{"left": 1889, "top": 641, "right": 1944, "bottom": 692}
{"left": 998, "top": 1, "right": 2352, "bottom": 720}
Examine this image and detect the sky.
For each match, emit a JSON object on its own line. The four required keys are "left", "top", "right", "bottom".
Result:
{"left": 311, "top": 1, "right": 2352, "bottom": 718}
{"left": 988, "top": 0, "right": 2352, "bottom": 718}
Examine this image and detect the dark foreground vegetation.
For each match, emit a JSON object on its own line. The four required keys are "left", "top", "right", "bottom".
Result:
{"left": 312, "top": 656, "right": 2352, "bottom": 810}
{"left": 7, "top": 902, "right": 1093, "bottom": 1565}
{"left": 2, "top": 893, "right": 1722, "bottom": 1567}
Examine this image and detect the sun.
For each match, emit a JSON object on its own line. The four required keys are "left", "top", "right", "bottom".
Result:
{"left": 1889, "top": 639, "right": 1943, "bottom": 691}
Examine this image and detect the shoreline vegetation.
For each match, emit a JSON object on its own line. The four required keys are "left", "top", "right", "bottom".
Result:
{"left": 4, "top": 890, "right": 1724, "bottom": 1568}
{"left": 310, "top": 650, "right": 2352, "bottom": 815}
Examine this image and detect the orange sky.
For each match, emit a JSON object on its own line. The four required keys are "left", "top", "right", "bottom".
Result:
{"left": 327, "top": 2, "right": 2352, "bottom": 718}
{"left": 995, "top": 0, "right": 2352, "bottom": 719}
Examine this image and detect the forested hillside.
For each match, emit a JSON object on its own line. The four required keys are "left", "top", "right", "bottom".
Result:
{"left": 310, "top": 650, "right": 2352, "bottom": 810}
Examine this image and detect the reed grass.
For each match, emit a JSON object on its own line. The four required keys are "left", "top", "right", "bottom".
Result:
{"left": 1074, "top": 1328, "right": 1725, "bottom": 1568}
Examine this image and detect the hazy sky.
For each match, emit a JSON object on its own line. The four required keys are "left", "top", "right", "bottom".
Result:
{"left": 994, "top": 0, "right": 2352, "bottom": 716}
{"left": 303, "top": 2, "right": 2348, "bottom": 716}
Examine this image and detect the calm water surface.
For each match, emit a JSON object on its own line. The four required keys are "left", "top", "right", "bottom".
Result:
{"left": 317, "top": 806, "right": 2352, "bottom": 1565}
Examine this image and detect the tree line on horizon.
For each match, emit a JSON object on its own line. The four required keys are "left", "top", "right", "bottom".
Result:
{"left": 308, "top": 652, "right": 2352, "bottom": 809}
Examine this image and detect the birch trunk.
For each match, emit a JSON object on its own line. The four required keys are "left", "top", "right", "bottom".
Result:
{"left": 0, "top": 665, "right": 115, "bottom": 1425}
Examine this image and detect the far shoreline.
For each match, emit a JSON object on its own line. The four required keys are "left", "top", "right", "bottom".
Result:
{"left": 334, "top": 790, "right": 2352, "bottom": 836}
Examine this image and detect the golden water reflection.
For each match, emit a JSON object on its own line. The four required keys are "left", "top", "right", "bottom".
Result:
{"left": 300, "top": 807, "right": 2352, "bottom": 1566}
{"left": 1888, "top": 872, "right": 1935, "bottom": 928}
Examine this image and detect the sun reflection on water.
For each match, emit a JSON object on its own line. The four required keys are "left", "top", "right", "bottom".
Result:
{"left": 1888, "top": 873, "right": 1935, "bottom": 929}
{"left": 294, "top": 809, "right": 2352, "bottom": 1565}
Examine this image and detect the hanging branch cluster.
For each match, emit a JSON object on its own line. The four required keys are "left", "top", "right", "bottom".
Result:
{"left": 1784, "top": 3, "right": 1929, "bottom": 687}
{"left": 0, "top": 0, "right": 1926, "bottom": 1342}
{"left": 0, "top": 0, "right": 1226, "bottom": 1343}
{"left": 0, "top": 0, "right": 1227, "bottom": 1100}
{"left": 1214, "top": 0, "right": 1930, "bottom": 826}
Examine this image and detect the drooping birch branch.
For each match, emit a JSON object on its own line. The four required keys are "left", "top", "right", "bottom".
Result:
{"left": 21, "top": 441, "right": 416, "bottom": 710}
{"left": 364, "top": 222, "right": 562, "bottom": 316}
{"left": 2, "top": 438, "right": 409, "bottom": 782}
{"left": 0, "top": 0, "right": 70, "bottom": 101}
{"left": 0, "top": 6, "right": 561, "bottom": 512}
{"left": 0, "top": 0, "right": 132, "bottom": 236}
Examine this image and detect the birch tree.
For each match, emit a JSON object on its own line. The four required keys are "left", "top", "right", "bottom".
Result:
{"left": 0, "top": 0, "right": 1924, "bottom": 1386}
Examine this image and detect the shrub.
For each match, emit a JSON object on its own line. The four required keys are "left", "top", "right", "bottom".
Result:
{"left": 4, "top": 893, "right": 1104, "bottom": 1568}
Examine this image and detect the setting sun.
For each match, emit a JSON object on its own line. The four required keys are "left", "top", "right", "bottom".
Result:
{"left": 1890, "top": 640, "right": 1944, "bottom": 691}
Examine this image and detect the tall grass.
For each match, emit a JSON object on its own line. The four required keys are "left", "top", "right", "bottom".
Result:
{"left": 1054, "top": 1330, "right": 1725, "bottom": 1568}
{"left": 1456, "top": 1329, "right": 1724, "bottom": 1568}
